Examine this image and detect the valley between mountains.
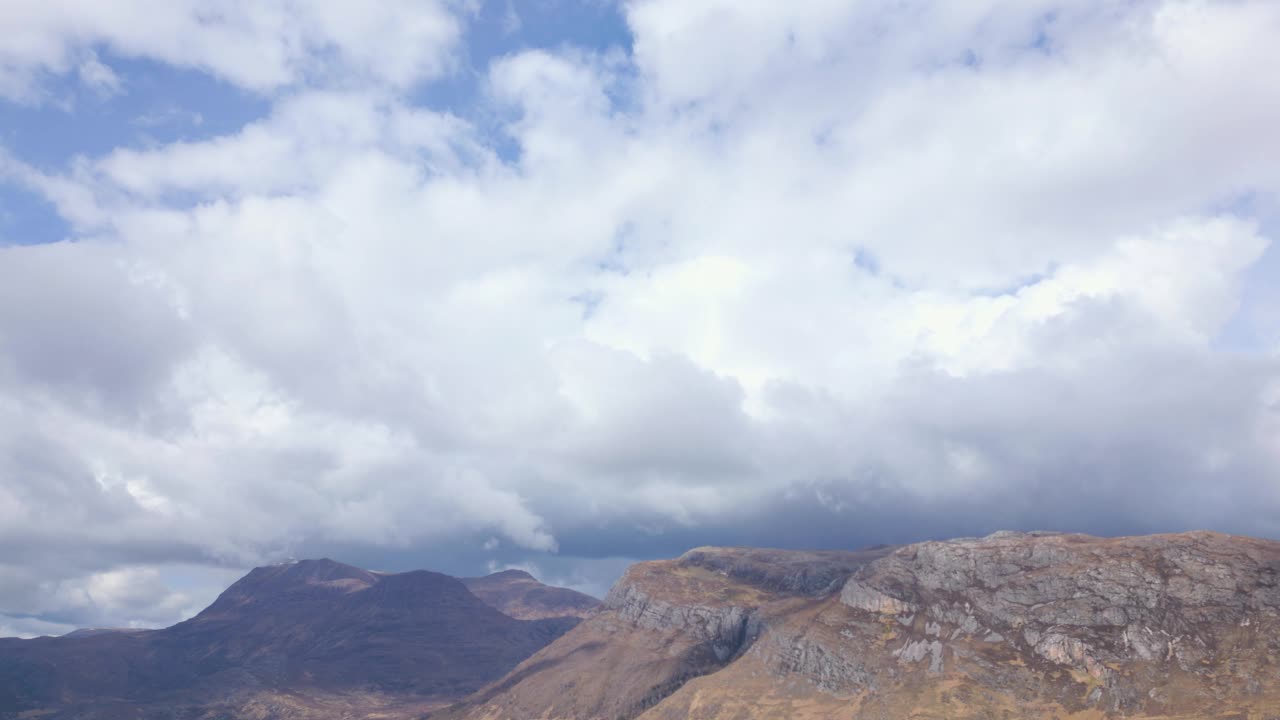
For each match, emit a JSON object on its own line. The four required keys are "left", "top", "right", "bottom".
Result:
{"left": 4, "top": 531, "right": 1280, "bottom": 719}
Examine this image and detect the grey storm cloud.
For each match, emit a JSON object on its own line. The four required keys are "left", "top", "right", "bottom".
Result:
{"left": 1, "top": 0, "right": 1280, "bottom": 635}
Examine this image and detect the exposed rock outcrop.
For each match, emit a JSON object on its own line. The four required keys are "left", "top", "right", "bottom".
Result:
{"left": 447, "top": 531, "right": 1280, "bottom": 720}
{"left": 440, "top": 546, "right": 891, "bottom": 720}
{"left": 606, "top": 581, "right": 753, "bottom": 661}
{"left": 841, "top": 531, "right": 1280, "bottom": 677}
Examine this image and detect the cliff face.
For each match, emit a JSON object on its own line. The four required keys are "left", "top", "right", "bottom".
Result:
{"left": 843, "top": 529, "right": 1280, "bottom": 631}
{"left": 817, "top": 531, "right": 1280, "bottom": 716}
{"left": 438, "top": 546, "right": 893, "bottom": 720}
{"left": 445, "top": 532, "right": 1280, "bottom": 720}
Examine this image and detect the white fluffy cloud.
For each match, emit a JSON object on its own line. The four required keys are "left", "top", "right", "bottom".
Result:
{"left": 0, "top": 0, "right": 462, "bottom": 102}
{"left": 2, "top": 0, "right": 1280, "bottom": 631}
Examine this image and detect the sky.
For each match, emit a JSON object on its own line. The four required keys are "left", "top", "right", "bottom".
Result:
{"left": 1, "top": 0, "right": 1279, "bottom": 637}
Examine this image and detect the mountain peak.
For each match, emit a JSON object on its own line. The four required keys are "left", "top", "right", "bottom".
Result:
{"left": 193, "top": 558, "right": 377, "bottom": 619}
{"left": 484, "top": 568, "right": 536, "bottom": 581}
{"left": 272, "top": 556, "right": 369, "bottom": 579}
{"left": 462, "top": 569, "right": 600, "bottom": 621}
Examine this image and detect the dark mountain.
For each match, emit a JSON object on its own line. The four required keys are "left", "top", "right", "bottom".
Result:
{"left": 462, "top": 569, "right": 600, "bottom": 620}
{"left": 0, "top": 559, "right": 581, "bottom": 720}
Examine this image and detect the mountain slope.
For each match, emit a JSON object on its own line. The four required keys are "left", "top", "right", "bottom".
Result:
{"left": 462, "top": 569, "right": 600, "bottom": 620}
{"left": 440, "top": 532, "right": 1280, "bottom": 720}
{"left": 436, "top": 547, "right": 894, "bottom": 720}
{"left": 0, "top": 559, "right": 581, "bottom": 719}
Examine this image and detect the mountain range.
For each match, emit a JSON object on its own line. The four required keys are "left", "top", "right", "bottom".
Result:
{"left": 4, "top": 531, "right": 1280, "bottom": 719}
{"left": 0, "top": 560, "right": 597, "bottom": 719}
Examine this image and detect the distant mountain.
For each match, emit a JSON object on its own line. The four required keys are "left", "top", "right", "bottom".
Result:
{"left": 0, "top": 559, "right": 583, "bottom": 719}
{"left": 59, "top": 627, "right": 140, "bottom": 638}
{"left": 462, "top": 569, "right": 600, "bottom": 620}
{"left": 437, "top": 532, "right": 1280, "bottom": 720}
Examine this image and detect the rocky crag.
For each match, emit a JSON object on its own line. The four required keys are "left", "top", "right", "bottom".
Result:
{"left": 443, "top": 531, "right": 1280, "bottom": 720}
{"left": 434, "top": 547, "right": 894, "bottom": 720}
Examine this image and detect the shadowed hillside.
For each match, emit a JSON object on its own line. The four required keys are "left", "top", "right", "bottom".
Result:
{"left": 0, "top": 559, "right": 582, "bottom": 719}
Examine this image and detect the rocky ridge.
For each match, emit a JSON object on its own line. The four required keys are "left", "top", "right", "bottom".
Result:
{"left": 446, "top": 531, "right": 1280, "bottom": 720}
{"left": 823, "top": 530, "right": 1280, "bottom": 714}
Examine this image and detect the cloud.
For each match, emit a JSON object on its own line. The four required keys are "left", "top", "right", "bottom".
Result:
{"left": 0, "top": 0, "right": 463, "bottom": 103}
{"left": 0, "top": 563, "right": 244, "bottom": 636}
{"left": 1, "top": 0, "right": 1279, "bottom": 631}
{"left": 0, "top": 615, "right": 76, "bottom": 639}
{"left": 501, "top": 1, "right": 523, "bottom": 36}
{"left": 77, "top": 53, "right": 122, "bottom": 97}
